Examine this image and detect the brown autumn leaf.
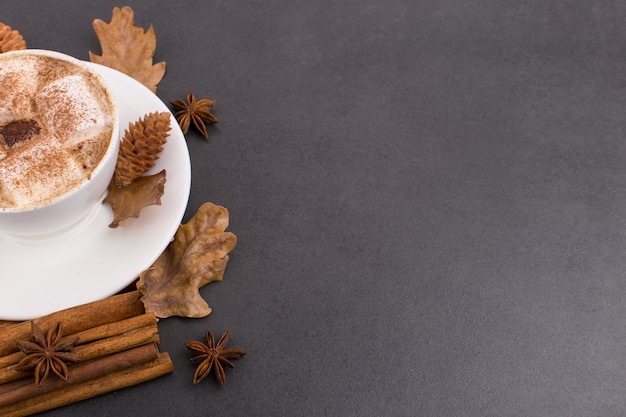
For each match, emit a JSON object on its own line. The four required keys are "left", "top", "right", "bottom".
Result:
{"left": 89, "top": 6, "right": 166, "bottom": 93}
{"left": 137, "top": 202, "right": 237, "bottom": 318}
{"left": 103, "top": 169, "right": 166, "bottom": 228}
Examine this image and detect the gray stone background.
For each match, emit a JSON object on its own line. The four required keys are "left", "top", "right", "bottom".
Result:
{"left": 4, "top": 1, "right": 626, "bottom": 416}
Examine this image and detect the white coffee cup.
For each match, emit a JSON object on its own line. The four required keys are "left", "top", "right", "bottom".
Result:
{"left": 0, "top": 49, "right": 119, "bottom": 238}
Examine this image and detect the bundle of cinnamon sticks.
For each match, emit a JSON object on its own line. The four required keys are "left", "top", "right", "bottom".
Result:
{"left": 0, "top": 291, "right": 173, "bottom": 416}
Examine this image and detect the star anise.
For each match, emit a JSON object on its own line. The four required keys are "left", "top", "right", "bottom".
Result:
{"left": 170, "top": 92, "right": 219, "bottom": 138}
{"left": 186, "top": 329, "right": 245, "bottom": 385}
{"left": 14, "top": 322, "right": 79, "bottom": 387}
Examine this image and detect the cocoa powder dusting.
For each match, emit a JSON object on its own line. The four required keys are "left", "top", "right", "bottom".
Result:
{"left": 0, "top": 119, "right": 41, "bottom": 148}
{"left": 0, "top": 53, "right": 115, "bottom": 209}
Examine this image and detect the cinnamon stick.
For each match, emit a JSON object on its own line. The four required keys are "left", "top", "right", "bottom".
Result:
{"left": 0, "top": 323, "right": 159, "bottom": 386}
{"left": 72, "top": 312, "right": 157, "bottom": 345}
{"left": 0, "top": 291, "right": 145, "bottom": 357}
{"left": 0, "top": 321, "right": 14, "bottom": 330}
{"left": 0, "top": 352, "right": 173, "bottom": 416}
{"left": 0, "top": 343, "right": 161, "bottom": 407}
{"left": 0, "top": 290, "right": 174, "bottom": 416}
{"left": 0, "top": 352, "right": 21, "bottom": 370}
{"left": 73, "top": 324, "right": 159, "bottom": 362}
{"left": 0, "top": 313, "right": 157, "bottom": 369}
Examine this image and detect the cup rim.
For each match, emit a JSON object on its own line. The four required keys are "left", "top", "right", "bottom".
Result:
{"left": 0, "top": 49, "right": 120, "bottom": 214}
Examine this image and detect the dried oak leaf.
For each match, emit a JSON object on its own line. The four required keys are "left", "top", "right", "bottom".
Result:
{"left": 137, "top": 202, "right": 237, "bottom": 318}
{"left": 114, "top": 111, "right": 171, "bottom": 187}
{"left": 89, "top": 6, "right": 165, "bottom": 93}
{"left": 0, "top": 22, "right": 26, "bottom": 52}
{"left": 103, "top": 169, "right": 166, "bottom": 228}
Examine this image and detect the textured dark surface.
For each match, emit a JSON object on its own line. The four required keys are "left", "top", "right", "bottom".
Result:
{"left": 4, "top": 1, "right": 626, "bottom": 416}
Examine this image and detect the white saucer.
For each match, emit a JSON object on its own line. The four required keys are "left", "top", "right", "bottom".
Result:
{"left": 0, "top": 63, "right": 191, "bottom": 321}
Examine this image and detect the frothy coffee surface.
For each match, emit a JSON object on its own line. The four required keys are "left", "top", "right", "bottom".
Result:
{"left": 0, "top": 53, "right": 114, "bottom": 210}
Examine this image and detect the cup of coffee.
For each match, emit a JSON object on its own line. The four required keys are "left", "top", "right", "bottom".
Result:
{"left": 0, "top": 49, "right": 119, "bottom": 238}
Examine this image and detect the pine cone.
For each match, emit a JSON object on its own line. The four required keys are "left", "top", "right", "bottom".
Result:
{"left": 114, "top": 111, "right": 171, "bottom": 187}
{"left": 0, "top": 23, "right": 26, "bottom": 53}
